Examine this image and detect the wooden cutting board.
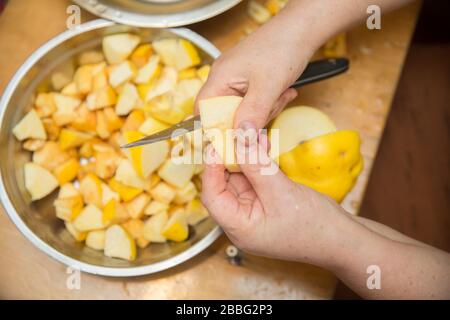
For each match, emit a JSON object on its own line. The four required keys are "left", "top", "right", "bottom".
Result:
{"left": 0, "top": 0, "right": 421, "bottom": 299}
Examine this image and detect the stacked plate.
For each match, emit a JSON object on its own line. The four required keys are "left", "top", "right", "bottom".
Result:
{"left": 74, "top": 0, "right": 242, "bottom": 27}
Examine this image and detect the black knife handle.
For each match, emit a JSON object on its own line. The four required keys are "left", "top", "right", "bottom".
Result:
{"left": 291, "top": 58, "right": 349, "bottom": 88}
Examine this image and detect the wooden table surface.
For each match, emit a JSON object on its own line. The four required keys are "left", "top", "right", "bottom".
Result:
{"left": 0, "top": 0, "right": 421, "bottom": 299}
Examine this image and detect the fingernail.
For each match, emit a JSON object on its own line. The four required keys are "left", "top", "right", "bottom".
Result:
{"left": 237, "top": 121, "right": 257, "bottom": 146}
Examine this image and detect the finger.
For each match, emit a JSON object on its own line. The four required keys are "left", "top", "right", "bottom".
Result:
{"left": 235, "top": 125, "right": 292, "bottom": 203}
{"left": 233, "top": 84, "right": 280, "bottom": 130}
{"left": 268, "top": 88, "right": 298, "bottom": 121}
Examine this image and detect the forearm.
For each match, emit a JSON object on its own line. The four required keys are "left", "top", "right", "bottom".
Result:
{"left": 317, "top": 209, "right": 450, "bottom": 299}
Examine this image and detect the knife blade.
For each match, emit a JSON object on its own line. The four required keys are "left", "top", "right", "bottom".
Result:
{"left": 121, "top": 58, "right": 349, "bottom": 149}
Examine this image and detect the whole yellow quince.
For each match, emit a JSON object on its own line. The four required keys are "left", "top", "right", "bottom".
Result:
{"left": 278, "top": 130, "right": 363, "bottom": 203}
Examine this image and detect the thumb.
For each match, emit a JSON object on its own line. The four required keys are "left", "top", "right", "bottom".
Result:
{"left": 235, "top": 123, "right": 292, "bottom": 202}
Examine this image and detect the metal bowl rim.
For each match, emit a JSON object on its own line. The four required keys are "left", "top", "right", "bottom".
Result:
{"left": 0, "top": 18, "right": 222, "bottom": 277}
{"left": 73, "top": 0, "right": 242, "bottom": 28}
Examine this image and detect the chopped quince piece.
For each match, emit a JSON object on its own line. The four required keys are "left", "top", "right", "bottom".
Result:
{"left": 54, "top": 195, "right": 84, "bottom": 222}
{"left": 134, "top": 55, "right": 161, "bottom": 84}
{"left": 109, "top": 61, "right": 136, "bottom": 88}
{"left": 248, "top": 0, "right": 272, "bottom": 24}
{"left": 79, "top": 173, "right": 103, "bottom": 207}
{"left": 78, "top": 50, "right": 104, "bottom": 65}
{"left": 101, "top": 183, "right": 120, "bottom": 206}
{"left": 150, "top": 182, "right": 176, "bottom": 204}
{"left": 35, "top": 93, "right": 57, "bottom": 117}
{"left": 53, "top": 158, "right": 79, "bottom": 185}
{"left": 73, "top": 204, "right": 106, "bottom": 232}
{"left": 52, "top": 93, "right": 81, "bottom": 126}
{"left": 77, "top": 161, "right": 96, "bottom": 181}
{"left": 121, "top": 219, "right": 149, "bottom": 248}
{"left": 152, "top": 38, "right": 178, "bottom": 67}
{"left": 42, "top": 118, "right": 61, "bottom": 141}
{"left": 108, "top": 178, "right": 143, "bottom": 202}
{"left": 143, "top": 211, "right": 168, "bottom": 243}
{"left": 61, "top": 82, "right": 83, "bottom": 99}
{"left": 123, "top": 192, "right": 150, "bottom": 219}
{"left": 115, "top": 82, "right": 141, "bottom": 116}
{"left": 174, "top": 182, "right": 197, "bottom": 205}
{"left": 115, "top": 159, "right": 148, "bottom": 189}
{"left": 158, "top": 159, "right": 195, "bottom": 189}
{"left": 178, "top": 67, "right": 197, "bottom": 80}
{"left": 143, "top": 67, "right": 177, "bottom": 101}
{"left": 196, "top": 65, "right": 210, "bottom": 83}
{"left": 23, "top": 139, "right": 46, "bottom": 151}
{"left": 186, "top": 198, "right": 209, "bottom": 226}
{"left": 85, "top": 230, "right": 106, "bottom": 250}
{"left": 104, "top": 224, "right": 137, "bottom": 261}
{"left": 65, "top": 221, "right": 87, "bottom": 242}
{"left": 103, "top": 107, "right": 123, "bottom": 132}
{"left": 92, "top": 68, "right": 109, "bottom": 91}
{"left": 95, "top": 109, "right": 110, "bottom": 139}
{"left": 162, "top": 208, "right": 189, "bottom": 242}
{"left": 86, "top": 85, "right": 117, "bottom": 110}
{"left": 199, "top": 95, "right": 242, "bottom": 130}
{"left": 153, "top": 38, "right": 201, "bottom": 71}
{"left": 58, "top": 182, "right": 79, "bottom": 198}
{"left": 94, "top": 149, "right": 121, "bottom": 180}
{"left": 102, "top": 33, "right": 141, "bottom": 64}
{"left": 24, "top": 162, "right": 59, "bottom": 201}
{"left": 130, "top": 43, "right": 153, "bottom": 68}
{"left": 146, "top": 94, "right": 185, "bottom": 125}
{"left": 73, "top": 64, "right": 94, "bottom": 95}
{"left": 70, "top": 103, "right": 97, "bottom": 133}
{"left": 138, "top": 116, "right": 169, "bottom": 136}
{"left": 121, "top": 109, "right": 145, "bottom": 133}
{"left": 59, "top": 128, "right": 92, "bottom": 150}
{"left": 32, "top": 141, "right": 71, "bottom": 170}
{"left": 144, "top": 200, "right": 169, "bottom": 216}
{"left": 13, "top": 109, "right": 47, "bottom": 141}
{"left": 103, "top": 199, "right": 129, "bottom": 225}
{"left": 123, "top": 131, "right": 169, "bottom": 178}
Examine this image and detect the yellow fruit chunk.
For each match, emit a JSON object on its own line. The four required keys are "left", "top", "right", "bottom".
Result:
{"left": 138, "top": 116, "right": 169, "bottom": 136}
{"left": 150, "top": 182, "right": 176, "bottom": 204}
{"left": 142, "top": 67, "right": 177, "bottom": 101}
{"left": 146, "top": 94, "right": 185, "bottom": 125}
{"left": 65, "top": 221, "right": 87, "bottom": 242}
{"left": 177, "top": 39, "right": 201, "bottom": 70}
{"left": 104, "top": 224, "right": 136, "bottom": 261}
{"left": 70, "top": 103, "right": 97, "bottom": 133}
{"left": 172, "top": 78, "right": 202, "bottom": 114}
{"left": 144, "top": 200, "right": 169, "bottom": 216}
{"left": 123, "top": 193, "right": 151, "bottom": 219}
{"left": 178, "top": 67, "right": 197, "bottom": 80}
{"left": 85, "top": 230, "right": 106, "bottom": 250}
{"left": 73, "top": 204, "right": 106, "bottom": 232}
{"left": 109, "top": 61, "right": 136, "bottom": 88}
{"left": 102, "top": 33, "right": 141, "bottom": 64}
{"left": 130, "top": 43, "right": 153, "bottom": 67}
{"left": 101, "top": 183, "right": 120, "bottom": 206}
{"left": 53, "top": 158, "right": 79, "bottom": 185}
{"left": 121, "top": 109, "right": 145, "bottom": 133}
{"left": 196, "top": 65, "right": 210, "bottom": 83}
{"left": 270, "top": 106, "right": 337, "bottom": 158}
{"left": 79, "top": 173, "right": 103, "bottom": 207}
{"left": 186, "top": 198, "right": 209, "bottom": 226}
{"left": 54, "top": 195, "right": 84, "bottom": 222}
{"left": 103, "top": 199, "right": 129, "bottom": 225}
{"left": 121, "top": 219, "right": 149, "bottom": 248}
{"left": 23, "top": 139, "right": 45, "bottom": 152}
{"left": 123, "top": 131, "right": 169, "bottom": 178}
{"left": 103, "top": 107, "right": 123, "bottom": 132}
{"left": 279, "top": 130, "right": 364, "bottom": 203}
{"left": 174, "top": 182, "right": 197, "bottom": 205}
{"left": 24, "top": 162, "right": 59, "bottom": 201}
{"left": 32, "top": 141, "right": 71, "bottom": 170}
{"left": 74, "top": 64, "right": 94, "bottom": 95}
{"left": 86, "top": 85, "right": 117, "bottom": 110}
{"left": 52, "top": 93, "right": 81, "bottom": 126}
{"left": 143, "top": 211, "right": 168, "bottom": 243}
{"left": 248, "top": 0, "right": 272, "bottom": 24}
{"left": 115, "top": 159, "right": 148, "bottom": 189}
{"left": 162, "top": 208, "right": 189, "bottom": 242}
{"left": 35, "top": 92, "right": 56, "bottom": 117}
{"left": 116, "top": 82, "right": 141, "bottom": 116}
{"left": 59, "top": 128, "right": 92, "bottom": 150}
{"left": 134, "top": 55, "right": 161, "bottom": 84}
{"left": 13, "top": 109, "right": 47, "bottom": 141}
{"left": 108, "top": 178, "right": 143, "bottom": 202}
{"left": 61, "top": 82, "right": 83, "bottom": 99}
{"left": 158, "top": 159, "right": 195, "bottom": 189}
{"left": 78, "top": 50, "right": 104, "bottom": 65}
{"left": 199, "top": 96, "right": 242, "bottom": 130}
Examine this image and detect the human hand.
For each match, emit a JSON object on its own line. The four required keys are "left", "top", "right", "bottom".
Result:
{"left": 201, "top": 125, "right": 351, "bottom": 266}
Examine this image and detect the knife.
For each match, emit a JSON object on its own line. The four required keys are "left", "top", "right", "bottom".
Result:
{"left": 121, "top": 57, "right": 349, "bottom": 149}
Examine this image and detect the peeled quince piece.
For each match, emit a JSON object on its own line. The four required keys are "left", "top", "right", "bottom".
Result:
{"left": 104, "top": 224, "right": 136, "bottom": 261}
{"left": 279, "top": 130, "right": 363, "bottom": 203}
{"left": 102, "top": 33, "right": 140, "bottom": 64}
{"left": 24, "top": 162, "right": 59, "bottom": 200}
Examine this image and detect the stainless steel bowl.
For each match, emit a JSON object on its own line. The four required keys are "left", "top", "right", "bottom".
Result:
{"left": 73, "top": 0, "right": 242, "bottom": 27}
{"left": 0, "top": 19, "right": 222, "bottom": 277}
